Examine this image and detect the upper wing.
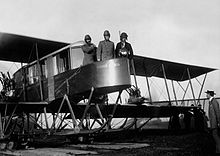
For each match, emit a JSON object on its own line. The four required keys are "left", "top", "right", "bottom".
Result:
{"left": 0, "top": 32, "right": 216, "bottom": 81}
{"left": 132, "top": 55, "right": 217, "bottom": 81}
{"left": 0, "top": 32, "right": 68, "bottom": 63}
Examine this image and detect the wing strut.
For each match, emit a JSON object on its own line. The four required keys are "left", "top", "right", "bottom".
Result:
{"left": 171, "top": 80, "right": 178, "bottom": 106}
{"left": 197, "top": 73, "right": 207, "bottom": 105}
{"left": 162, "top": 64, "right": 171, "bottom": 104}
{"left": 144, "top": 60, "right": 152, "bottom": 104}
{"left": 35, "top": 43, "right": 49, "bottom": 130}
{"left": 187, "top": 68, "right": 197, "bottom": 106}
{"left": 130, "top": 59, "right": 138, "bottom": 88}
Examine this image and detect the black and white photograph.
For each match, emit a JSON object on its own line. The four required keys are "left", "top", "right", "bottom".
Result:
{"left": 0, "top": 0, "right": 219, "bottom": 155}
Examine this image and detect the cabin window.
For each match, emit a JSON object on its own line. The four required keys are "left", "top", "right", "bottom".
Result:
{"left": 70, "top": 47, "right": 84, "bottom": 69}
{"left": 13, "top": 67, "right": 25, "bottom": 87}
{"left": 28, "top": 64, "right": 39, "bottom": 84}
{"left": 56, "top": 50, "right": 70, "bottom": 73}
{"left": 40, "top": 60, "right": 47, "bottom": 78}
{"left": 46, "top": 56, "right": 57, "bottom": 77}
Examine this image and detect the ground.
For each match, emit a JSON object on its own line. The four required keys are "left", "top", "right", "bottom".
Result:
{"left": 78, "top": 130, "right": 215, "bottom": 156}
{"left": 0, "top": 130, "right": 217, "bottom": 156}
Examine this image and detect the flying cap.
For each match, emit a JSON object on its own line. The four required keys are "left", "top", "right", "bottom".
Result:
{"left": 120, "top": 32, "right": 128, "bottom": 39}
{"left": 103, "top": 30, "right": 110, "bottom": 36}
{"left": 84, "top": 35, "right": 91, "bottom": 41}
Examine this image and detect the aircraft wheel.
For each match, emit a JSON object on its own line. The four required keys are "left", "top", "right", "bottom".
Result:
{"left": 6, "top": 141, "right": 15, "bottom": 150}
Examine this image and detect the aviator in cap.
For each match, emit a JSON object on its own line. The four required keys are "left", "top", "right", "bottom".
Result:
{"left": 205, "top": 90, "right": 216, "bottom": 96}
{"left": 84, "top": 34, "right": 91, "bottom": 41}
{"left": 103, "top": 30, "right": 110, "bottom": 36}
{"left": 120, "top": 32, "right": 128, "bottom": 39}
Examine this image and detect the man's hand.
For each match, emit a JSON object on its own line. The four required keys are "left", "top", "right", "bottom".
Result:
{"left": 91, "top": 44, "right": 96, "bottom": 49}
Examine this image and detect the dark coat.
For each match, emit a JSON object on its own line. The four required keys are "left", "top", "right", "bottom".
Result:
{"left": 115, "top": 42, "right": 133, "bottom": 59}
{"left": 82, "top": 43, "right": 97, "bottom": 65}
{"left": 208, "top": 98, "right": 220, "bottom": 129}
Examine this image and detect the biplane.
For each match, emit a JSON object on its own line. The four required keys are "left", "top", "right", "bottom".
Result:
{"left": 0, "top": 32, "right": 217, "bottom": 148}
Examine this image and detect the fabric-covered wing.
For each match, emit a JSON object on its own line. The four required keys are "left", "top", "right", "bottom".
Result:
{"left": 0, "top": 32, "right": 216, "bottom": 81}
{"left": 0, "top": 32, "right": 68, "bottom": 63}
{"left": 132, "top": 55, "right": 217, "bottom": 81}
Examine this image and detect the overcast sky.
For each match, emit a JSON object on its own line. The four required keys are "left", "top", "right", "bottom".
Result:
{"left": 0, "top": 0, "right": 219, "bottom": 97}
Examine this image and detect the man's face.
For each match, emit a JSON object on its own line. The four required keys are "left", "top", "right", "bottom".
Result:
{"left": 85, "top": 38, "right": 91, "bottom": 44}
{"left": 104, "top": 35, "right": 110, "bottom": 41}
{"left": 121, "top": 37, "right": 126, "bottom": 42}
{"left": 206, "top": 93, "right": 211, "bottom": 98}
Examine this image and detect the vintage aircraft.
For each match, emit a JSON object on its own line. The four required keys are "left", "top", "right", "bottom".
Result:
{"left": 0, "top": 32, "right": 217, "bottom": 148}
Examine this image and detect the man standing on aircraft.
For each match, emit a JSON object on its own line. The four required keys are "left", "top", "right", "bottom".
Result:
{"left": 82, "top": 35, "right": 97, "bottom": 65}
{"left": 116, "top": 32, "right": 138, "bottom": 88}
{"left": 115, "top": 32, "right": 133, "bottom": 59}
{"left": 97, "top": 30, "right": 115, "bottom": 61}
{"left": 206, "top": 90, "right": 220, "bottom": 154}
